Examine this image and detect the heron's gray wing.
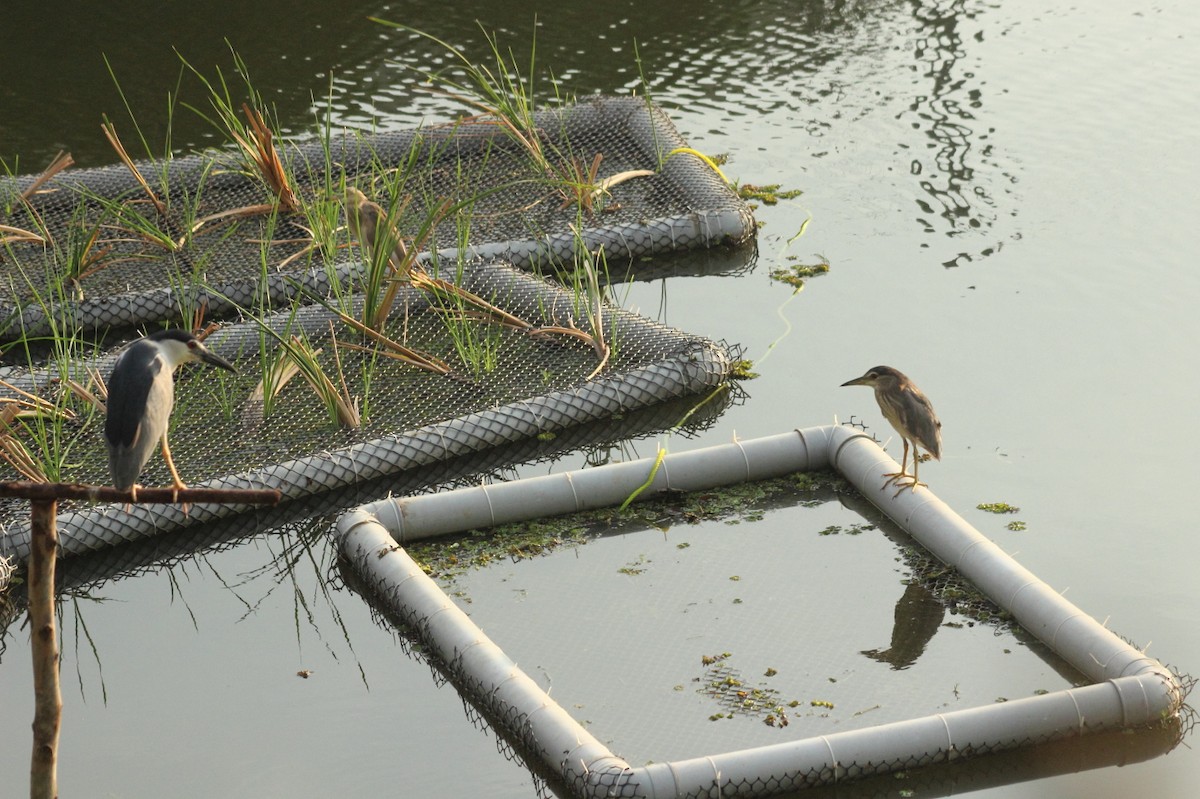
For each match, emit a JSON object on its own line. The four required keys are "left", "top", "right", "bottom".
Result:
{"left": 104, "top": 341, "right": 164, "bottom": 449}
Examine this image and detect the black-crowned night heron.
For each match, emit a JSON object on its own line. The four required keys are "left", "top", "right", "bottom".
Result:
{"left": 104, "top": 329, "right": 237, "bottom": 502}
{"left": 841, "top": 365, "right": 942, "bottom": 494}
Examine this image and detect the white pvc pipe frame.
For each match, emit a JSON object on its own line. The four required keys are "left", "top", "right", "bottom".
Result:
{"left": 336, "top": 424, "right": 1183, "bottom": 797}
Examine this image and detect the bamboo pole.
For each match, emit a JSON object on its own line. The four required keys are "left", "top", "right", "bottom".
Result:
{"left": 7, "top": 482, "right": 281, "bottom": 798}
{"left": 28, "top": 499, "right": 60, "bottom": 799}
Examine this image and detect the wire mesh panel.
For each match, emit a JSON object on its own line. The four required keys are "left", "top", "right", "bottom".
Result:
{"left": 0, "top": 96, "right": 753, "bottom": 340}
{"left": 0, "top": 260, "right": 736, "bottom": 560}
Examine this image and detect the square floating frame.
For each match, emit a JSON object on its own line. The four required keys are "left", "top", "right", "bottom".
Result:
{"left": 336, "top": 425, "right": 1187, "bottom": 797}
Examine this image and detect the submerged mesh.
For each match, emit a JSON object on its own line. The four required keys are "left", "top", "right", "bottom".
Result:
{"left": 0, "top": 260, "right": 735, "bottom": 560}
{"left": 0, "top": 96, "right": 754, "bottom": 340}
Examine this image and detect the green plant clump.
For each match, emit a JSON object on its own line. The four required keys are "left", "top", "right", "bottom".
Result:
{"left": 977, "top": 502, "right": 1021, "bottom": 514}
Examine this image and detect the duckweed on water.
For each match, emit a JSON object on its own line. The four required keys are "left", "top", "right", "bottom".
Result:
{"left": 769, "top": 258, "right": 830, "bottom": 289}
{"left": 977, "top": 502, "right": 1021, "bottom": 514}
{"left": 408, "top": 469, "right": 850, "bottom": 582}
{"left": 736, "top": 183, "right": 803, "bottom": 206}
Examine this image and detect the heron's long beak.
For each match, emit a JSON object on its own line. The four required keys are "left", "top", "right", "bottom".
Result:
{"left": 197, "top": 346, "right": 238, "bottom": 374}
{"left": 841, "top": 374, "right": 871, "bottom": 387}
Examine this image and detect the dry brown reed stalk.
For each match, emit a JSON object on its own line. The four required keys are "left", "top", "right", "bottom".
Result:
{"left": 0, "top": 405, "right": 49, "bottom": 483}
{"left": 592, "top": 168, "right": 655, "bottom": 204}
{"left": 454, "top": 109, "right": 551, "bottom": 175}
{"left": 411, "top": 268, "right": 533, "bottom": 331}
{"left": 64, "top": 377, "right": 107, "bottom": 414}
{"left": 330, "top": 310, "right": 451, "bottom": 375}
{"left": 0, "top": 223, "right": 47, "bottom": 247}
{"left": 192, "top": 319, "right": 220, "bottom": 342}
{"left": 0, "top": 380, "right": 69, "bottom": 419}
{"left": 234, "top": 103, "right": 299, "bottom": 212}
{"left": 63, "top": 223, "right": 122, "bottom": 295}
{"left": 2, "top": 152, "right": 69, "bottom": 247}
{"left": 183, "top": 203, "right": 276, "bottom": 242}
{"left": 20, "top": 150, "right": 74, "bottom": 202}
{"left": 286, "top": 333, "right": 360, "bottom": 428}
{"left": 559, "top": 152, "right": 655, "bottom": 214}
{"left": 343, "top": 187, "right": 535, "bottom": 332}
{"left": 87, "top": 367, "right": 109, "bottom": 402}
{"left": 527, "top": 230, "right": 610, "bottom": 379}
{"left": 529, "top": 322, "right": 610, "bottom": 380}
{"left": 327, "top": 323, "right": 359, "bottom": 424}
{"left": 100, "top": 120, "right": 167, "bottom": 216}
{"left": 559, "top": 152, "right": 603, "bottom": 211}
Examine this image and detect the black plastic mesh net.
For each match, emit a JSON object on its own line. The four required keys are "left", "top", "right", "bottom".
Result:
{"left": 0, "top": 258, "right": 736, "bottom": 560}
{"left": 0, "top": 96, "right": 749, "bottom": 560}
{"left": 0, "top": 96, "right": 753, "bottom": 340}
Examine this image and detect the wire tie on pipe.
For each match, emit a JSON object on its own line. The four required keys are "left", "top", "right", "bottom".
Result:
{"left": 564, "top": 471, "right": 582, "bottom": 512}
{"left": 901, "top": 493, "right": 941, "bottom": 525}
{"left": 479, "top": 482, "right": 498, "bottom": 528}
{"left": 432, "top": 426, "right": 452, "bottom": 459}
{"left": 936, "top": 713, "right": 954, "bottom": 753}
{"left": 704, "top": 756, "right": 722, "bottom": 792}
{"left": 386, "top": 499, "right": 408, "bottom": 544}
{"left": 731, "top": 437, "right": 753, "bottom": 482}
{"left": 819, "top": 736, "right": 839, "bottom": 783}
{"left": 830, "top": 430, "right": 874, "bottom": 471}
{"left": 1099, "top": 646, "right": 1154, "bottom": 677}
{"left": 340, "top": 513, "right": 382, "bottom": 539}
{"left": 1065, "top": 684, "right": 1086, "bottom": 731}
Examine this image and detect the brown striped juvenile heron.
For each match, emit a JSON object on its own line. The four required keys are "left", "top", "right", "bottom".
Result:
{"left": 842, "top": 365, "right": 942, "bottom": 494}
{"left": 343, "top": 185, "right": 405, "bottom": 269}
{"left": 105, "top": 329, "right": 237, "bottom": 502}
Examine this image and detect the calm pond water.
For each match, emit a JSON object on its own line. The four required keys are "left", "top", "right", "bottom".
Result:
{"left": 2, "top": 1, "right": 1198, "bottom": 796}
